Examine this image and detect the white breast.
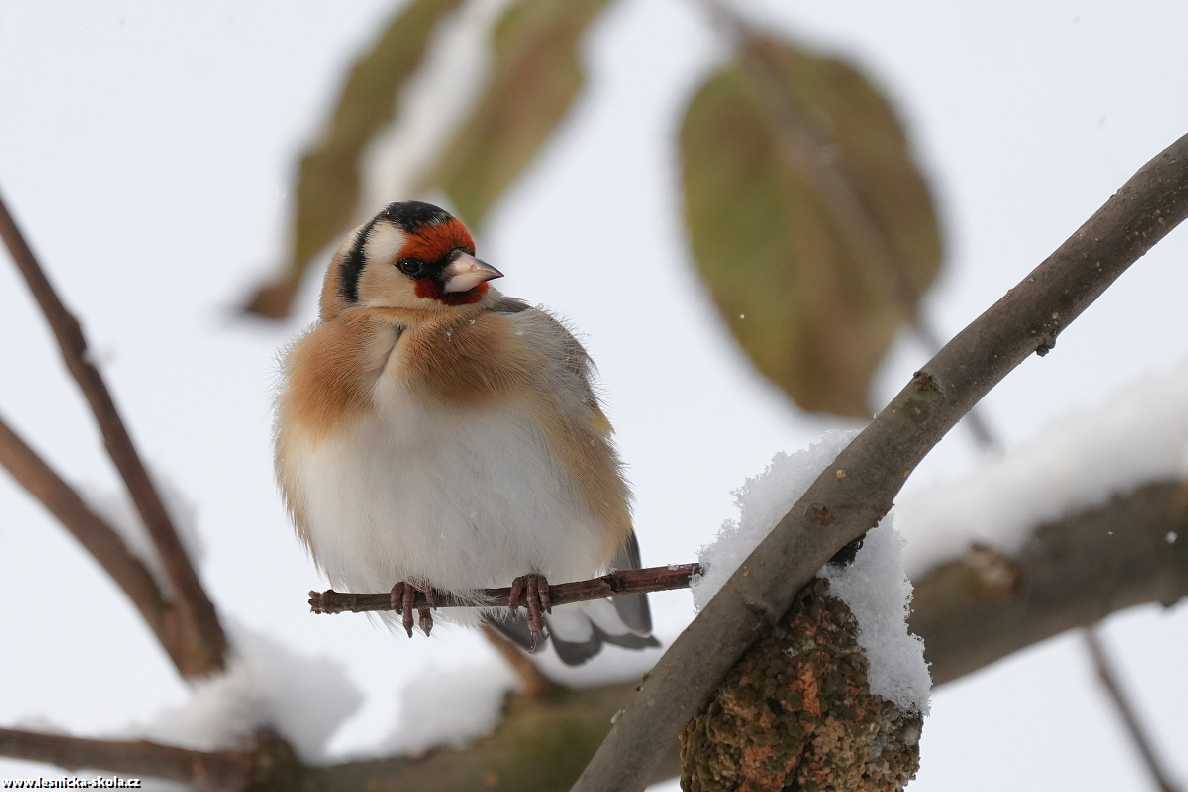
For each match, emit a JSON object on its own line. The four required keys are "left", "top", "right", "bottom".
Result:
{"left": 287, "top": 378, "right": 609, "bottom": 624}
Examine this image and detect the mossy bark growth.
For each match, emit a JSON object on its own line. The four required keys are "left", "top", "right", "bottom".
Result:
{"left": 680, "top": 579, "right": 922, "bottom": 792}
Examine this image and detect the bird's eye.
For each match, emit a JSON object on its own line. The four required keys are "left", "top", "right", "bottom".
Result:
{"left": 396, "top": 259, "right": 425, "bottom": 277}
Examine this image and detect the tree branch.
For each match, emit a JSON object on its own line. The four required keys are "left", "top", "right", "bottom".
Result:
{"left": 0, "top": 415, "right": 198, "bottom": 677}
{"left": 0, "top": 190, "right": 227, "bottom": 677}
{"left": 911, "top": 479, "right": 1188, "bottom": 684}
{"left": 571, "top": 133, "right": 1188, "bottom": 792}
{"left": 716, "top": 11, "right": 1176, "bottom": 780}
{"left": 1083, "top": 629, "right": 1184, "bottom": 792}
{"left": 0, "top": 728, "right": 256, "bottom": 791}
{"left": 10, "top": 479, "right": 1183, "bottom": 790}
{"left": 306, "top": 564, "right": 701, "bottom": 614}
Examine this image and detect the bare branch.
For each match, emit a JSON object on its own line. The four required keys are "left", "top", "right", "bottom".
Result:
{"left": 0, "top": 190, "right": 227, "bottom": 676}
{"left": 1083, "top": 630, "right": 1184, "bottom": 792}
{"left": 307, "top": 564, "right": 700, "bottom": 614}
{"left": 0, "top": 728, "right": 254, "bottom": 791}
{"left": 572, "top": 133, "right": 1188, "bottom": 792}
{"left": 0, "top": 414, "right": 196, "bottom": 676}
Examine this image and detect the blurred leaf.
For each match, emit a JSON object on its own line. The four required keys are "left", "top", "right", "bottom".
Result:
{"left": 245, "top": 0, "right": 464, "bottom": 318}
{"left": 427, "top": 0, "right": 613, "bottom": 229}
{"left": 680, "top": 35, "right": 943, "bottom": 417}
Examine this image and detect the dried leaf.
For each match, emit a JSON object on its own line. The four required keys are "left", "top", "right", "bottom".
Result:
{"left": 680, "top": 36, "right": 943, "bottom": 416}
{"left": 427, "top": 0, "right": 613, "bottom": 229}
{"left": 245, "top": 0, "right": 464, "bottom": 318}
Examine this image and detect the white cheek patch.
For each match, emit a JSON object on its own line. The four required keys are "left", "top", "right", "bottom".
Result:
{"left": 363, "top": 223, "right": 407, "bottom": 267}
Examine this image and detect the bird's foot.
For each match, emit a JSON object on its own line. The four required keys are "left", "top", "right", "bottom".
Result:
{"left": 507, "top": 573, "right": 552, "bottom": 651}
{"left": 390, "top": 580, "right": 437, "bottom": 638}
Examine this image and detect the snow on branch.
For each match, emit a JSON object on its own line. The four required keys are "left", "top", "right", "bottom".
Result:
{"left": 135, "top": 622, "right": 362, "bottom": 764}
{"left": 0, "top": 190, "right": 227, "bottom": 677}
{"left": 692, "top": 430, "right": 930, "bottom": 715}
{"left": 899, "top": 358, "right": 1188, "bottom": 579}
{"left": 573, "top": 133, "right": 1188, "bottom": 792}
{"left": 912, "top": 478, "right": 1188, "bottom": 685}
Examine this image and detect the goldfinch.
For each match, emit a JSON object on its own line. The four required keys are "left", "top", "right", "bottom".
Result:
{"left": 275, "top": 201, "right": 657, "bottom": 664}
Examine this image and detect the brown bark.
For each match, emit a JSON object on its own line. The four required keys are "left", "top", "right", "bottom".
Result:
{"left": 682, "top": 580, "right": 922, "bottom": 792}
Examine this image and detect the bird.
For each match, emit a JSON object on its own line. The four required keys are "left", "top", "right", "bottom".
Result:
{"left": 274, "top": 200, "right": 658, "bottom": 664}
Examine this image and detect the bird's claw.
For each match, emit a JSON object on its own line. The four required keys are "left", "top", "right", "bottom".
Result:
{"left": 390, "top": 580, "right": 437, "bottom": 637}
{"left": 508, "top": 573, "right": 551, "bottom": 650}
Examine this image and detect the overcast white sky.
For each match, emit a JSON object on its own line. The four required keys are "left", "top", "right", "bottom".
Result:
{"left": 1, "top": 1, "right": 1186, "bottom": 789}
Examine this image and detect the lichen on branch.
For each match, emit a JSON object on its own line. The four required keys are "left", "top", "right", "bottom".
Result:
{"left": 681, "top": 579, "right": 922, "bottom": 792}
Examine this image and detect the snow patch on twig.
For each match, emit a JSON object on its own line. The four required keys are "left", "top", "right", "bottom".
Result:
{"left": 691, "top": 430, "right": 857, "bottom": 610}
{"left": 365, "top": 660, "right": 517, "bottom": 759}
{"left": 132, "top": 622, "right": 362, "bottom": 762}
{"left": 691, "top": 430, "right": 931, "bottom": 713}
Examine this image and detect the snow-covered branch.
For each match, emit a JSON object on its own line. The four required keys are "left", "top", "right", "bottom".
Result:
{"left": 912, "top": 479, "right": 1187, "bottom": 685}
{"left": 573, "top": 133, "right": 1188, "bottom": 792}
{"left": 0, "top": 191, "right": 227, "bottom": 677}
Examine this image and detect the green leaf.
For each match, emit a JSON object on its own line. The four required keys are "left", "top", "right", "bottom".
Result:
{"left": 427, "top": 0, "right": 613, "bottom": 229}
{"left": 679, "top": 36, "right": 943, "bottom": 417}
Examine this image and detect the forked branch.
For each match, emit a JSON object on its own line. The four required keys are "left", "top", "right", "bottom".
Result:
{"left": 0, "top": 191, "right": 227, "bottom": 677}
{"left": 0, "top": 416, "right": 192, "bottom": 676}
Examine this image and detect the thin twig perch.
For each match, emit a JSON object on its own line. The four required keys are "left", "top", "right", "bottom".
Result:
{"left": 308, "top": 564, "right": 702, "bottom": 614}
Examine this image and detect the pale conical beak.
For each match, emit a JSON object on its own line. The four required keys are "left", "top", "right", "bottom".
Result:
{"left": 442, "top": 252, "right": 503, "bottom": 294}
